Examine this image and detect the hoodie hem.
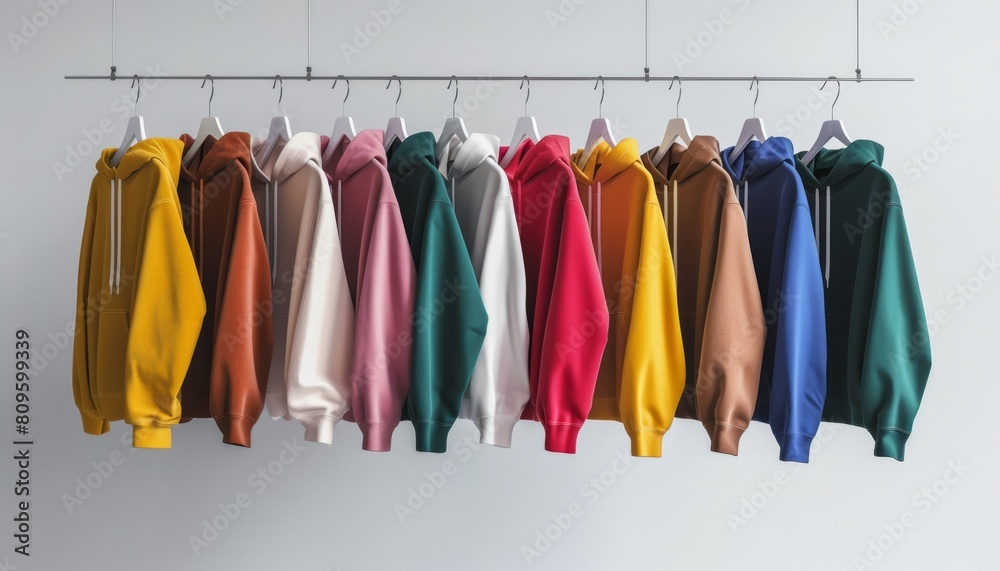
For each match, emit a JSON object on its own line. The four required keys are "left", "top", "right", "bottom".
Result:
{"left": 359, "top": 421, "right": 398, "bottom": 452}
{"left": 776, "top": 432, "right": 814, "bottom": 463}
{"left": 414, "top": 421, "right": 453, "bottom": 454}
{"left": 79, "top": 408, "right": 110, "bottom": 435}
{"left": 296, "top": 414, "right": 341, "bottom": 446}
{"left": 475, "top": 416, "right": 518, "bottom": 448}
{"left": 626, "top": 427, "right": 665, "bottom": 458}
{"left": 706, "top": 423, "right": 746, "bottom": 456}
{"left": 218, "top": 414, "right": 256, "bottom": 448}
{"left": 131, "top": 424, "right": 171, "bottom": 449}
{"left": 873, "top": 427, "right": 909, "bottom": 461}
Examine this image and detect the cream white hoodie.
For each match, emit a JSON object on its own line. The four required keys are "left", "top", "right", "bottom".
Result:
{"left": 252, "top": 133, "right": 355, "bottom": 444}
{"left": 438, "top": 133, "right": 530, "bottom": 447}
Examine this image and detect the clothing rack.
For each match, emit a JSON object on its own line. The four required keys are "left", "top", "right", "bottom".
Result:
{"left": 65, "top": 0, "right": 914, "bottom": 84}
{"left": 64, "top": 74, "right": 913, "bottom": 83}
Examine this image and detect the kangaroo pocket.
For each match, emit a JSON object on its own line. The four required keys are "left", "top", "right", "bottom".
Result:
{"left": 94, "top": 310, "right": 130, "bottom": 422}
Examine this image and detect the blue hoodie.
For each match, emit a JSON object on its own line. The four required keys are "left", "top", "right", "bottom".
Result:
{"left": 721, "top": 137, "right": 827, "bottom": 462}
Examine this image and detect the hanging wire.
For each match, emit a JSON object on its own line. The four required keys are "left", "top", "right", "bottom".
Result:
{"left": 110, "top": 0, "right": 116, "bottom": 79}
{"left": 305, "top": 0, "right": 312, "bottom": 80}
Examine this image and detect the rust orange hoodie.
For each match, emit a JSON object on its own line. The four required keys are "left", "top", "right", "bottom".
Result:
{"left": 571, "top": 138, "right": 685, "bottom": 457}
{"left": 642, "top": 136, "right": 765, "bottom": 455}
{"left": 178, "top": 132, "right": 274, "bottom": 447}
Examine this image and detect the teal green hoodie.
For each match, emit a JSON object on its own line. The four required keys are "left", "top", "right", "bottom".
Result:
{"left": 388, "top": 132, "right": 488, "bottom": 453}
{"left": 795, "top": 140, "right": 931, "bottom": 461}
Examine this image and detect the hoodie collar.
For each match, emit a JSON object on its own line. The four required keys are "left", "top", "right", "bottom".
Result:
{"left": 442, "top": 133, "right": 499, "bottom": 179}
{"left": 643, "top": 135, "right": 722, "bottom": 185}
{"left": 721, "top": 136, "right": 795, "bottom": 183}
{"left": 388, "top": 131, "right": 436, "bottom": 177}
{"left": 97, "top": 137, "right": 184, "bottom": 182}
{"left": 515, "top": 135, "right": 570, "bottom": 183}
{"left": 795, "top": 139, "right": 885, "bottom": 189}
{"left": 178, "top": 132, "right": 254, "bottom": 183}
{"left": 323, "top": 129, "right": 388, "bottom": 182}
{"left": 571, "top": 138, "right": 641, "bottom": 186}
{"left": 271, "top": 132, "right": 322, "bottom": 181}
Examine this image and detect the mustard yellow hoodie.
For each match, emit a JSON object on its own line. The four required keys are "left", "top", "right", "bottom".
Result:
{"left": 72, "top": 139, "right": 206, "bottom": 448}
{"left": 571, "top": 139, "right": 685, "bottom": 457}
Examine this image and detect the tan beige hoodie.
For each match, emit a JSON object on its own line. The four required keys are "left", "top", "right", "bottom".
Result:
{"left": 642, "top": 136, "right": 765, "bottom": 455}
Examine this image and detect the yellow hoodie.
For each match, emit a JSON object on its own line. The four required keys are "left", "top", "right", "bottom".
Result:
{"left": 72, "top": 139, "right": 206, "bottom": 448}
{"left": 571, "top": 139, "right": 685, "bottom": 457}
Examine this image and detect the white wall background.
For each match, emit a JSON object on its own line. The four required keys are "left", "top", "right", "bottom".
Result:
{"left": 1, "top": 1, "right": 996, "bottom": 569}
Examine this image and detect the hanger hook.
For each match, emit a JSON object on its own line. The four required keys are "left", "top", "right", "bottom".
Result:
{"left": 446, "top": 75, "right": 459, "bottom": 118}
{"left": 669, "top": 75, "right": 682, "bottom": 118}
{"left": 386, "top": 75, "right": 402, "bottom": 116}
{"left": 333, "top": 75, "right": 350, "bottom": 115}
{"left": 594, "top": 76, "right": 606, "bottom": 118}
{"left": 520, "top": 75, "right": 531, "bottom": 116}
{"left": 201, "top": 74, "right": 215, "bottom": 117}
{"left": 272, "top": 75, "right": 283, "bottom": 105}
{"left": 130, "top": 74, "right": 140, "bottom": 116}
{"left": 750, "top": 76, "right": 760, "bottom": 118}
{"left": 820, "top": 75, "right": 841, "bottom": 120}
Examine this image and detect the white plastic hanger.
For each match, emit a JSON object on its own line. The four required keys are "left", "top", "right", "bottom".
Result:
{"left": 801, "top": 76, "right": 853, "bottom": 166}
{"left": 652, "top": 76, "right": 694, "bottom": 165}
{"left": 383, "top": 75, "right": 408, "bottom": 151}
{"left": 499, "top": 76, "right": 541, "bottom": 168}
{"left": 110, "top": 75, "right": 147, "bottom": 168}
{"left": 728, "top": 77, "right": 768, "bottom": 163}
{"left": 322, "top": 75, "right": 357, "bottom": 163}
{"left": 576, "top": 76, "right": 618, "bottom": 168}
{"left": 183, "top": 75, "right": 225, "bottom": 166}
{"left": 255, "top": 75, "right": 293, "bottom": 166}
{"left": 436, "top": 76, "right": 469, "bottom": 159}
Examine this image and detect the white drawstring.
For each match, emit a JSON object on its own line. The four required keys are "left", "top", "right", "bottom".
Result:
{"left": 596, "top": 181, "right": 603, "bottom": 276}
{"left": 813, "top": 188, "right": 831, "bottom": 288}
{"left": 450, "top": 176, "right": 455, "bottom": 206}
{"left": 115, "top": 178, "right": 122, "bottom": 294}
{"left": 663, "top": 182, "right": 678, "bottom": 272}
{"left": 337, "top": 179, "right": 343, "bottom": 243}
{"left": 272, "top": 179, "right": 279, "bottom": 286}
{"left": 108, "top": 179, "right": 117, "bottom": 292}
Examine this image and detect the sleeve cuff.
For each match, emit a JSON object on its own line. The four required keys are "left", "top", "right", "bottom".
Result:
{"left": 628, "top": 428, "right": 664, "bottom": 458}
{"left": 708, "top": 423, "right": 746, "bottom": 456}
{"left": 299, "top": 415, "right": 340, "bottom": 446}
{"left": 220, "top": 416, "right": 255, "bottom": 448}
{"left": 874, "top": 428, "right": 909, "bottom": 461}
{"left": 777, "top": 433, "right": 814, "bottom": 463}
{"left": 132, "top": 425, "right": 171, "bottom": 449}
{"left": 414, "top": 422, "right": 452, "bottom": 453}
{"left": 476, "top": 416, "right": 518, "bottom": 448}
{"left": 544, "top": 423, "right": 583, "bottom": 454}
{"left": 80, "top": 410, "right": 110, "bottom": 435}
{"left": 360, "top": 422, "right": 397, "bottom": 452}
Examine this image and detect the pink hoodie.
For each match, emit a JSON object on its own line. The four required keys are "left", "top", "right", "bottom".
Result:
{"left": 322, "top": 131, "right": 417, "bottom": 452}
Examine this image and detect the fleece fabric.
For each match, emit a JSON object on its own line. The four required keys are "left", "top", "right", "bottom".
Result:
{"left": 252, "top": 132, "right": 356, "bottom": 445}
{"left": 795, "top": 140, "right": 931, "bottom": 461}
{"left": 178, "top": 132, "right": 273, "bottom": 447}
{"left": 388, "top": 131, "right": 488, "bottom": 453}
{"left": 437, "top": 133, "right": 530, "bottom": 447}
{"left": 571, "top": 138, "right": 685, "bottom": 458}
{"left": 504, "top": 136, "right": 609, "bottom": 454}
{"left": 73, "top": 138, "right": 206, "bottom": 448}
{"left": 321, "top": 130, "right": 416, "bottom": 452}
{"left": 722, "top": 137, "right": 827, "bottom": 462}
{"left": 641, "top": 136, "right": 765, "bottom": 456}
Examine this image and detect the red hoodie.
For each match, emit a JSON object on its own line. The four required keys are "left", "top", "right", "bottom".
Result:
{"left": 504, "top": 136, "right": 609, "bottom": 453}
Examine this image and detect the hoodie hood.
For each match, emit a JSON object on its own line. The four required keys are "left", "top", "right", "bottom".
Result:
{"left": 795, "top": 139, "right": 885, "bottom": 189}
{"left": 388, "top": 131, "right": 436, "bottom": 177}
{"left": 97, "top": 137, "right": 184, "bottom": 182}
{"left": 515, "top": 135, "right": 571, "bottom": 183}
{"left": 271, "top": 132, "right": 322, "bottom": 181}
{"left": 447, "top": 133, "right": 499, "bottom": 180}
{"left": 642, "top": 135, "right": 723, "bottom": 185}
{"left": 722, "top": 136, "right": 796, "bottom": 183}
{"left": 571, "top": 138, "right": 641, "bottom": 185}
{"left": 326, "top": 129, "right": 388, "bottom": 182}
{"left": 179, "top": 132, "right": 253, "bottom": 183}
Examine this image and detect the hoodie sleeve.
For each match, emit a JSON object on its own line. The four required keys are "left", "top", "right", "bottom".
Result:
{"left": 209, "top": 177, "right": 274, "bottom": 448}
{"left": 534, "top": 189, "right": 608, "bottom": 453}
{"left": 408, "top": 189, "right": 488, "bottom": 453}
{"left": 351, "top": 191, "right": 416, "bottom": 452}
{"left": 466, "top": 192, "right": 530, "bottom": 447}
{"left": 769, "top": 202, "right": 827, "bottom": 462}
{"left": 72, "top": 193, "right": 108, "bottom": 435}
{"left": 124, "top": 175, "right": 206, "bottom": 448}
{"left": 696, "top": 198, "right": 765, "bottom": 456}
{"left": 859, "top": 202, "right": 931, "bottom": 461}
{"left": 618, "top": 195, "right": 686, "bottom": 458}
{"left": 285, "top": 174, "right": 356, "bottom": 445}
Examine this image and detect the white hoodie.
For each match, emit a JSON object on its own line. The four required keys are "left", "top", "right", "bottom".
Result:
{"left": 252, "top": 133, "right": 355, "bottom": 445}
{"left": 438, "top": 133, "right": 530, "bottom": 447}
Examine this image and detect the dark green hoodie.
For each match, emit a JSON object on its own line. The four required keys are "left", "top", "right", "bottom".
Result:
{"left": 795, "top": 140, "right": 931, "bottom": 461}
{"left": 388, "top": 132, "right": 488, "bottom": 453}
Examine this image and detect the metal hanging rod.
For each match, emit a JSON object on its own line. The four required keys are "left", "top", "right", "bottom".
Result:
{"left": 65, "top": 74, "right": 913, "bottom": 83}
